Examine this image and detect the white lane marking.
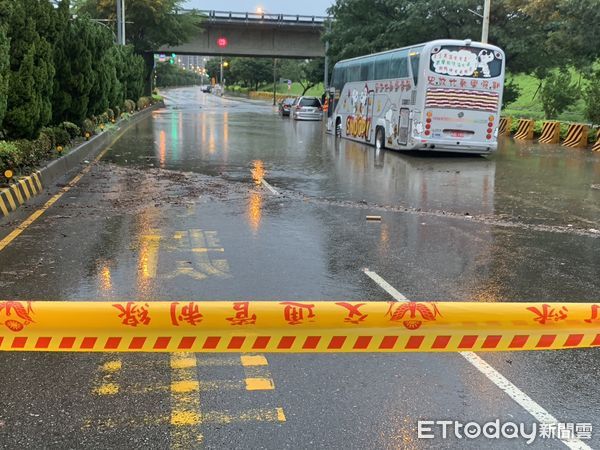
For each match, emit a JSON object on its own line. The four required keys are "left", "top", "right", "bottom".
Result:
{"left": 363, "top": 268, "right": 409, "bottom": 301}
{"left": 261, "top": 178, "right": 279, "bottom": 196}
{"left": 362, "top": 268, "right": 592, "bottom": 450}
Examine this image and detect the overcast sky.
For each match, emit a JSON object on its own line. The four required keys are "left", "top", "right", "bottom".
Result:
{"left": 182, "top": 0, "right": 333, "bottom": 16}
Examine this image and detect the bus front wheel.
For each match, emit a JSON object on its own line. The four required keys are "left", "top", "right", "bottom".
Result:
{"left": 375, "top": 127, "right": 385, "bottom": 150}
{"left": 335, "top": 118, "right": 342, "bottom": 137}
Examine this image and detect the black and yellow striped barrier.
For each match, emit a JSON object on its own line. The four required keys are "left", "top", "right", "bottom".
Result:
{"left": 562, "top": 123, "right": 589, "bottom": 148}
{"left": 0, "top": 171, "right": 43, "bottom": 217}
{"left": 498, "top": 117, "right": 511, "bottom": 136}
{"left": 592, "top": 131, "right": 600, "bottom": 152}
{"left": 513, "top": 119, "right": 534, "bottom": 140}
{"left": 1, "top": 301, "right": 600, "bottom": 353}
{"left": 538, "top": 121, "right": 560, "bottom": 144}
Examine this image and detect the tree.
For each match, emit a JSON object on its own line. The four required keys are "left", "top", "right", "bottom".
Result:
{"left": 4, "top": 0, "right": 56, "bottom": 139}
{"left": 0, "top": 1, "right": 11, "bottom": 131}
{"left": 228, "top": 58, "right": 272, "bottom": 91}
{"left": 279, "top": 59, "right": 324, "bottom": 95}
{"left": 540, "top": 69, "right": 580, "bottom": 118}
{"left": 88, "top": 22, "right": 117, "bottom": 115}
{"left": 324, "top": 0, "right": 600, "bottom": 76}
{"left": 52, "top": 13, "right": 95, "bottom": 124}
{"left": 113, "top": 45, "right": 145, "bottom": 101}
{"left": 75, "top": 0, "right": 203, "bottom": 93}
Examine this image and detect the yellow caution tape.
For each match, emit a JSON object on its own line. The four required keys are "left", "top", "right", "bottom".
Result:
{"left": 0, "top": 301, "right": 598, "bottom": 352}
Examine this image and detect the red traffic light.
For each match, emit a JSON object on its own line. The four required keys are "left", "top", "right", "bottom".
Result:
{"left": 217, "top": 37, "right": 228, "bottom": 48}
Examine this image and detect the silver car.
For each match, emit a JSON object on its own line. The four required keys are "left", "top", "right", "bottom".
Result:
{"left": 291, "top": 96, "right": 323, "bottom": 121}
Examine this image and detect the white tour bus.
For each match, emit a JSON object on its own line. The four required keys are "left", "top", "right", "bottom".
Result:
{"left": 326, "top": 39, "right": 505, "bottom": 154}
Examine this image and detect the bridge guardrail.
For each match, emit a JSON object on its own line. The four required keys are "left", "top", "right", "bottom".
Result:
{"left": 179, "top": 9, "right": 329, "bottom": 25}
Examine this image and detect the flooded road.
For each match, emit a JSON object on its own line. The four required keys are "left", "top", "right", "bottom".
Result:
{"left": 0, "top": 86, "right": 599, "bottom": 449}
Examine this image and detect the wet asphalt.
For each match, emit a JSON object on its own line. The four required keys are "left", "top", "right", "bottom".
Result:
{"left": 0, "top": 87, "right": 599, "bottom": 449}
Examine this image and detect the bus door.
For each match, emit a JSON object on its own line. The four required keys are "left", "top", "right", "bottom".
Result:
{"left": 398, "top": 108, "right": 410, "bottom": 145}
{"left": 366, "top": 92, "right": 376, "bottom": 142}
{"left": 328, "top": 88, "right": 336, "bottom": 119}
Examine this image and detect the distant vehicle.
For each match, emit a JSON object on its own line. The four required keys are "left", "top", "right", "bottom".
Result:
{"left": 278, "top": 97, "right": 296, "bottom": 117}
{"left": 326, "top": 39, "right": 505, "bottom": 154}
{"left": 291, "top": 96, "right": 323, "bottom": 121}
{"left": 201, "top": 85, "right": 212, "bottom": 93}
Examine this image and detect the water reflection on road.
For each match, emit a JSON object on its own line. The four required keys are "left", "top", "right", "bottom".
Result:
{"left": 108, "top": 86, "right": 599, "bottom": 229}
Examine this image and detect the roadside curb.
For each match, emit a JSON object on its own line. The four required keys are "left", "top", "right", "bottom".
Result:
{"left": 0, "top": 102, "right": 164, "bottom": 219}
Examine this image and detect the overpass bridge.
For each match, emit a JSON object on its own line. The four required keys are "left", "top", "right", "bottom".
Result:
{"left": 159, "top": 9, "right": 329, "bottom": 59}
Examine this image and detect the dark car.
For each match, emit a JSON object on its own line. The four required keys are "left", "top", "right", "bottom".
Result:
{"left": 278, "top": 97, "right": 296, "bottom": 117}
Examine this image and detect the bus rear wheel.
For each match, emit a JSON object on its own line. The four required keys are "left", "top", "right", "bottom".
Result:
{"left": 375, "top": 127, "right": 385, "bottom": 149}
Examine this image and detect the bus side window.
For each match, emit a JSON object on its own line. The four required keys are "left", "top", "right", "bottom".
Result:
{"left": 348, "top": 61, "right": 361, "bottom": 83}
{"left": 390, "top": 50, "right": 408, "bottom": 78}
{"left": 374, "top": 54, "right": 390, "bottom": 80}
{"left": 409, "top": 47, "right": 423, "bottom": 86}
{"left": 361, "top": 60, "right": 374, "bottom": 81}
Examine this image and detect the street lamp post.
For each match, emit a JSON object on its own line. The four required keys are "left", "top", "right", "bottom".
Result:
{"left": 116, "top": 0, "right": 126, "bottom": 45}
{"left": 481, "top": 0, "right": 491, "bottom": 44}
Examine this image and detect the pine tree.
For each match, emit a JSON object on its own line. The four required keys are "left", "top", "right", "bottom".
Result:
{"left": 53, "top": 14, "right": 94, "bottom": 124}
{"left": 0, "top": 25, "right": 10, "bottom": 131}
{"left": 4, "top": 0, "right": 56, "bottom": 138}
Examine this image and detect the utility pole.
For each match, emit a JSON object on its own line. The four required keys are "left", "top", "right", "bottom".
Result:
{"left": 116, "top": 0, "right": 126, "bottom": 45}
{"left": 324, "top": 40, "right": 330, "bottom": 89}
{"left": 220, "top": 56, "right": 223, "bottom": 85}
{"left": 273, "top": 58, "right": 277, "bottom": 106}
{"left": 481, "top": 0, "right": 491, "bottom": 43}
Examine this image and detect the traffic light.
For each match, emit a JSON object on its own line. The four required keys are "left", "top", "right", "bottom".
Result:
{"left": 223, "top": 61, "right": 229, "bottom": 68}
{"left": 169, "top": 53, "right": 176, "bottom": 65}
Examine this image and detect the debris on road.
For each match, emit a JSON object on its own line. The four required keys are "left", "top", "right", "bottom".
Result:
{"left": 366, "top": 215, "right": 382, "bottom": 221}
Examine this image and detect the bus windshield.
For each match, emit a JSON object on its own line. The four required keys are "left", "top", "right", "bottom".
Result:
{"left": 429, "top": 45, "right": 503, "bottom": 78}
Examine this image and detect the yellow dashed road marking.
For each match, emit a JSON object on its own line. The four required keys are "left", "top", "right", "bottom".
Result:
{"left": 84, "top": 408, "right": 286, "bottom": 428}
{"left": 94, "top": 383, "right": 119, "bottom": 396}
{"left": 92, "top": 357, "right": 123, "bottom": 396}
{"left": 245, "top": 378, "right": 275, "bottom": 391}
{"left": 170, "top": 352, "right": 203, "bottom": 448}
{"left": 240, "top": 354, "right": 276, "bottom": 391}
{"left": 240, "top": 355, "right": 268, "bottom": 367}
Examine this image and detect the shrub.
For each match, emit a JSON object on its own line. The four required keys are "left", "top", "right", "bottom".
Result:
{"left": 123, "top": 99, "right": 136, "bottom": 113}
{"left": 40, "top": 127, "right": 57, "bottom": 148}
{"left": 99, "top": 112, "right": 109, "bottom": 123}
{"left": 113, "top": 106, "right": 121, "bottom": 118}
{"left": 35, "top": 133, "right": 52, "bottom": 157}
{"left": 106, "top": 108, "right": 115, "bottom": 121}
{"left": 51, "top": 127, "right": 70, "bottom": 146}
{"left": 0, "top": 141, "right": 23, "bottom": 172}
{"left": 136, "top": 97, "right": 152, "bottom": 110}
{"left": 60, "top": 122, "right": 80, "bottom": 140}
{"left": 13, "top": 140, "right": 38, "bottom": 167}
{"left": 559, "top": 122, "right": 571, "bottom": 140}
{"left": 82, "top": 118, "right": 95, "bottom": 135}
